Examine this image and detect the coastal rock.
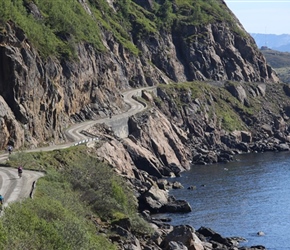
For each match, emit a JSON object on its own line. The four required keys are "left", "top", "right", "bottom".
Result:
{"left": 197, "top": 227, "right": 233, "bottom": 247}
{"left": 138, "top": 184, "right": 169, "bottom": 212}
{"left": 123, "top": 138, "right": 167, "bottom": 178}
{"left": 165, "top": 241, "right": 188, "bottom": 250}
{"left": 96, "top": 139, "right": 136, "bottom": 178}
{"left": 161, "top": 200, "right": 192, "bottom": 213}
{"left": 241, "top": 131, "right": 252, "bottom": 143}
{"left": 156, "top": 179, "right": 170, "bottom": 190}
{"left": 274, "top": 116, "right": 286, "bottom": 132}
{"left": 261, "top": 124, "right": 273, "bottom": 137}
{"left": 157, "top": 179, "right": 184, "bottom": 190}
{"left": 172, "top": 181, "right": 183, "bottom": 189}
{"left": 128, "top": 110, "right": 191, "bottom": 174}
{"left": 239, "top": 246, "right": 266, "bottom": 250}
{"left": 276, "top": 143, "right": 290, "bottom": 151}
{"left": 112, "top": 225, "right": 142, "bottom": 250}
{"left": 161, "top": 225, "right": 204, "bottom": 250}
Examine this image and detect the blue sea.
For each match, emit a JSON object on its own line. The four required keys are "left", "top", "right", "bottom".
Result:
{"left": 166, "top": 151, "right": 290, "bottom": 250}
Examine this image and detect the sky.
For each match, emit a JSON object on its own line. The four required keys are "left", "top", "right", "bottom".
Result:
{"left": 224, "top": 0, "right": 290, "bottom": 35}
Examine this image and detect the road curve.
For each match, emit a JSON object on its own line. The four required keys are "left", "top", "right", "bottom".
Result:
{"left": 0, "top": 86, "right": 155, "bottom": 207}
{"left": 65, "top": 86, "right": 155, "bottom": 142}
{"left": 0, "top": 167, "right": 44, "bottom": 207}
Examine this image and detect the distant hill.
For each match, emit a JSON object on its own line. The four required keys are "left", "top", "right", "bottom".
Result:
{"left": 260, "top": 47, "right": 290, "bottom": 83}
{"left": 251, "top": 33, "right": 290, "bottom": 52}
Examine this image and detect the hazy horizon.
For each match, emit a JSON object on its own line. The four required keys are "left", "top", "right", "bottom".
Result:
{"left": 250, "top": 32, "right": 290, "bottom": 36}
{"left": 224, "top": 0, "right": 290, "bottom": 35}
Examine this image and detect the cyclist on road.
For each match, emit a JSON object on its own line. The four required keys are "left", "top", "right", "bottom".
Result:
{"left": 7, "top": 145, "right": 13, "bottom": 155}
{"left": 18, "top": 166, "right": 23, "bottom": 178}
{"left": 0, "top": 194, "right": 4, "bottom": 205}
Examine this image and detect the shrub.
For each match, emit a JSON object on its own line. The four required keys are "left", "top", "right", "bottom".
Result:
{"left": 158, "top": 81, "right": 249, "bottom": 131}
{"left": 0, "top": 0, "right": 246, "bottom": 58}
{"left": 5, "top": 146, "right": 152, "bottom": 248}
{"left": 0, "top": 0, "right": 105, "bottom": 58}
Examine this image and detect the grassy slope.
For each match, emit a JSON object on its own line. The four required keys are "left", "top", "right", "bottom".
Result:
{"left": 157, "top": 80, "right": 290, "bottom": 134}
{"left": 0, "top": 146, "right": 151, "bottom": 250}
{"left": 159, "top": 81, "right": 255, "bottom": 131}
{"left": 0, "top": 1, "right": 257, "bottom": 247}
{"left": 0, "top": 0, "right": 241, "bottom": 59}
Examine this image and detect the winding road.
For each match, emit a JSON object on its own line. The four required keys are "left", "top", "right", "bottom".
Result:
{"left": 0, "top": 167, "right": 44, "bottom": 208}
{"left": 0, "top": 86, "right": 155, "bottom": 208}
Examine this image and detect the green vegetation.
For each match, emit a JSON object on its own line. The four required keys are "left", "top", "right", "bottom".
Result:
{"left": 0, "top": 0, "right": 245, "bottom": 59}
{"left": 0, "top": 0, "right": 105, "bottom": 58}
{"left": 159, "top": 81, "right": 257, "bottom": 131}
{"left": 0, "top": 146, "right": 152, "bottom": 249}
{"left": 173, "top": 0, "right": 232, "bottom": 26}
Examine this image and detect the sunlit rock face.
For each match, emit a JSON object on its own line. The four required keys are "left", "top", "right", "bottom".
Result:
{"left": 0, "top": 0, "right": 278, "bottom": 149}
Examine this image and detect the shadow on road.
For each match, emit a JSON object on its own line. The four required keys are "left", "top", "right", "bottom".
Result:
{"left": 0, "top": 164, "right": 10, "bottom": 167}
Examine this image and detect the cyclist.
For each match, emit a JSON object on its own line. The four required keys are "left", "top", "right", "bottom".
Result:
{"left": 18, "top": 166, "right": 23, "bottom": 178}
{"left": 7, "top": 145, "right": 13, "bottom": 154}
{"left": 0, "top": 194, "right": 4, "bottom": 205}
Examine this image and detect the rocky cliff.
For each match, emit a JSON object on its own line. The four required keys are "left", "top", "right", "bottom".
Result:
{"left": 92, "top": 80, "right": 290, "bottom": 175}
{"left": 84, "top": 81, "right": 290, "bottom": 249}
{"left": 1, "top": 1, "right": 287, "bottom": 249}
{"left": 0, "top": 0, "right": 279, "bottom": 150}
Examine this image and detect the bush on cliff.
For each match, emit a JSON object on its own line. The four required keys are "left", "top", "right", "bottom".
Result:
{"left": 0, "top": 196, "right": 115, "bottom": 250}
{"left": 159, "top": 81, "right": 252, "bottom": 131}
{"left": 0, "top": 0, "right": 105, "bottom": 58}
{"left": 0, "top": 0, "right": 245, "bottom": 59}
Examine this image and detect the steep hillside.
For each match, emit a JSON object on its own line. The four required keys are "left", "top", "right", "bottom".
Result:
{"left": 97, "top": 81, "right": 290, "bottom": 170}
{"left": 0, "top": 0, "right": 278, "bottom": 149}
{"left": 0, "top": 1, "right": 288, "bottom": 249}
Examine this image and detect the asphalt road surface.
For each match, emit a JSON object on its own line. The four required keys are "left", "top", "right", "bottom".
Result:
{"left": 0, "top": 167, "right": 44, "bottom": 208}
{"left": 0, "top": 86, "right": 155, "bottom": 208}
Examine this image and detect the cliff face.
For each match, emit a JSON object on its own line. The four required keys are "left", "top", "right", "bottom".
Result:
{"left": 0, "top": 3, "right": 287, "bottom": 249}
{"left": 140, "top": 23, "right": 278, "bottom": 83}
{"left": 0, "top": 0, "right": 278, "bottom": 149}
{"left": 93, "top": 81, "right": 290, "bottom": 180}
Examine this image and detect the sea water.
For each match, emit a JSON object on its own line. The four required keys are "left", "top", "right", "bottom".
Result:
{"left": 166, "top": 151, "right": 290, "bottom": 250}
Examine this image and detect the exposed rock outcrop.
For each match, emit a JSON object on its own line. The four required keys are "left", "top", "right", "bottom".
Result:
{"left": 0, "top": 2, "right": 283, "bottom": 249}
{"left": 0, "top": 0, "right": 279, "bottom": 149}
{"left": 143, "top": 22, "right": 279, "bottom": 83}
{"left": 111, "top": 215, "right": 266, "bottom": 250}
{"left": 0, "top": 96, "right": 24, "bottom": 148}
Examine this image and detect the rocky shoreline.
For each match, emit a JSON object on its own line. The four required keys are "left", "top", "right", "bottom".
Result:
{"left": 132, "top": 173, "right": 267, "bottom": 250}
{"left": 106, "top": 171, "right": 268, "bottom": 250}
{"left": 89, "top": 83, "right": 290, "bottom": 249}
{"left": 90, "top": 125, "right": 274, "bottom": 249}
{"left": 0, "top": 3, "right": 288, "bottom": 249}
